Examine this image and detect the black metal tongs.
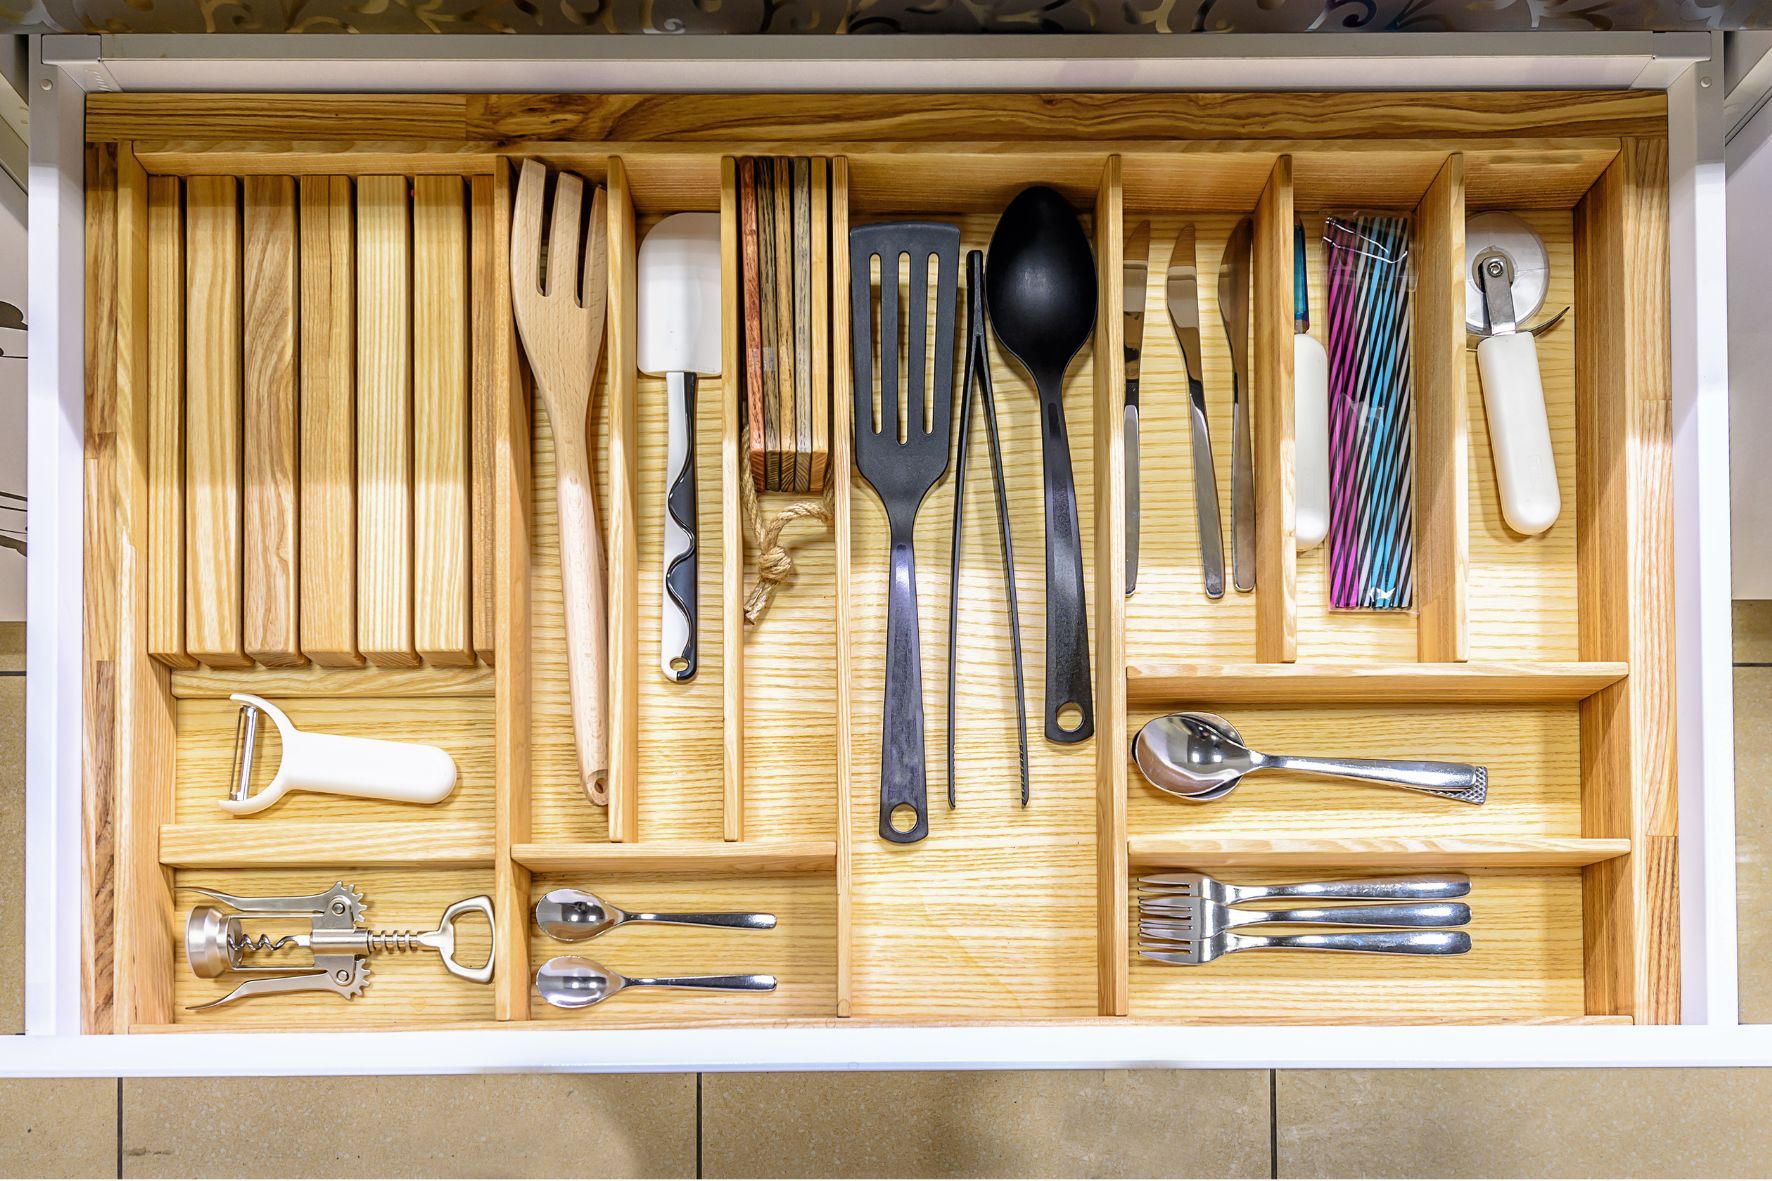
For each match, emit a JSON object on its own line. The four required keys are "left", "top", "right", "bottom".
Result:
{"left": 947, "top": 250, "right": 1030, "bottom": 808}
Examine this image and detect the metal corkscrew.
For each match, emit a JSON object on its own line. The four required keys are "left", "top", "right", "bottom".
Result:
{"left": 183, "top": 881, "right": 496, "bottom": 1010}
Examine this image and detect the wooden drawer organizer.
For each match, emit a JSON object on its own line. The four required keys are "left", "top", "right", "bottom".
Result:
{"left": 79, "top": 92, "right": 1677, "bottom": 1033}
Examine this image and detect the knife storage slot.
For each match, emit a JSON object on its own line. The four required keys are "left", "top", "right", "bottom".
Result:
{"left": 85, "top": 92, "right": 1677, "bottom": 1036}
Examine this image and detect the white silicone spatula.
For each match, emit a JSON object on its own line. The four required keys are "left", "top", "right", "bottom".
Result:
{"left": 637, "top": 213, "right": 724, "bottom": 683}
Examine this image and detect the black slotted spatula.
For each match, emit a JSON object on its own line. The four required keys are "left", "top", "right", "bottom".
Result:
{"left": 850, "top": 221, "right": 961, "bottom": 844}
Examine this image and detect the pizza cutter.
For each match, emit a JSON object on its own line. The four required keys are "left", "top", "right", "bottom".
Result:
{"left": 1465, "top": 212, "right": 1562, "bottom": 537}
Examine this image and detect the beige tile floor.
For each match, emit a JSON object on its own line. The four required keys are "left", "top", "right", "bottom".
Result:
{"left": 1, "top": 613, "right": 1770, "bottom": 1178}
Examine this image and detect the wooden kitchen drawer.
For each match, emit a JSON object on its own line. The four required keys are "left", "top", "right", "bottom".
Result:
{"left": 75, "top": 90, "right": 1676, "bottom": 1035}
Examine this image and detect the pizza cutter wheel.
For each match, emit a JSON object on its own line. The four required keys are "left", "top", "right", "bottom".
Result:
{"left": 1464, "top": 213, "right": 1561, "bottom": 537}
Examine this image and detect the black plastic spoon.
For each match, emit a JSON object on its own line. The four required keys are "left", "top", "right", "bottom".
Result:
{"left": 985, "top": 186, "right": 1097, "bottom": 744}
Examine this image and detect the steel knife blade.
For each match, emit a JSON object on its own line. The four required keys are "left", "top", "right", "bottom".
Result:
{"left": 1166, "top": 224, "right": 1225, "bottom": 599}
{"left": 1219, "top": 217, "right": 1256, "bottom": 593}
{"left": 1123, "top": 220, "right": 1149, "bottom": 596}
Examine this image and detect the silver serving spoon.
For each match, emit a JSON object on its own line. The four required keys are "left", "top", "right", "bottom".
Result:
{"left": 533, "top": 888, "right": 775, "bottom": 942}
{"left": 534, "top": 956, "right": 776, "bottom": 1009}
{"left": 1132, "top": 711, "right": 1488, "bottom": 805}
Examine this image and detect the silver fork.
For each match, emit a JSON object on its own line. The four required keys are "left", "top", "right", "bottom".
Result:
{"left": 1138, "top": 929, "right": 1471, "bottom": 965}
{"left": 1138, "top": 871, "right": 1470, "bottom": 907}
{"left": 1139, "top": 900, "right": 1471, "bottom": 940}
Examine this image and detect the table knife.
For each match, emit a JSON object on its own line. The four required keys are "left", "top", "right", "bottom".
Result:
{"left": 1123, "top": 220, "right": 1150, "bottom": 596}
{"left": 1166, "top": 225, "right": 1226, "bottom": 599}
{"left": 1219, "top": 217, "right": 1256, "bottom": 593}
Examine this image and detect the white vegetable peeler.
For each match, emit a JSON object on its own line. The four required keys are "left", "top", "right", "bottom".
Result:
{"left": 222, "top": 693, "right": 458, "bottom": 816}
{"left": 1465, "top": 212, "right": 1567, "bottom": 537}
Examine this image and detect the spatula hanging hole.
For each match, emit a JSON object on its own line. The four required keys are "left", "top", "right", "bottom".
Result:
{"left": 1055, "top": 702, "right": 1085, "bottom": 734}
{"left": 888, "top": 803, "right": 920, "bottom": 835}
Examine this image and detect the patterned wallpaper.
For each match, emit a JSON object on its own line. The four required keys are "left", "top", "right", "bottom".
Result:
{"left": 1, "top": 0, "right": 1759, "bottom": 36}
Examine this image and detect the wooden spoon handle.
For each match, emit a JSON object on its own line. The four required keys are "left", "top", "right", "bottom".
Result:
{"left": 552, "top": 420, "right": 609, "bottom": 806}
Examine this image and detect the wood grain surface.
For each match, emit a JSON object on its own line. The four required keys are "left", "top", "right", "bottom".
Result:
{"left": 1574, "top": 138, "right": 1679, "bottom": 1023}
{"left": 1129, "top": 870, "right": 1587, "bottom": 1023}
{"left": 412, "top": 174, "right": 475, "bottom": 667}
{"left": 297, "top": 176, "right": 363, "bottom": 668}
{"left": 90, "top": 94, "right": 1682, "bottom": 1032}
{"left": 1091, "top": 157, "right": 1129, "bottom": 1016}
{"left": 242, "top": 175, "right": 304, "bottom": 668}
{"left": 1413, "top": 156, "right": 1470, "bottom": 661}
{"left": 356, "top": 175, "right": 418, "bottom": 667}
{"left": 113, "top": 146, "right": 182, "bottom": 1031}
{"left": 469, "top": 175, "right": 499, "bottom": 664}
{"left": 145, "top": 176, "right": 193, "bottom": 669}
{"left": 83, "top": 144, "right": 120, "bottom": 1032}
{"left": 87, "top": 91, "right": 1668, "bottom": 144}
{"left": 182, "top": 174, "right": 249, "bottom": 669}
{"left": 1252, "top": 157, "right": 1296, "bottom": 663}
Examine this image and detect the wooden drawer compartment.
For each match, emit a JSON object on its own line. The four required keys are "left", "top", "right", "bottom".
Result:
{"left": 77, "top": 90, "right": 1677, "bottom": 1036}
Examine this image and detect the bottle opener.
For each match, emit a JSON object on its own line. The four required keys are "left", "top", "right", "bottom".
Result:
{"left": 223, "top": 693, "right": 457, "bottom": 816}
{"left": 183, "top": 882, "right": 496, "bottom": 1009}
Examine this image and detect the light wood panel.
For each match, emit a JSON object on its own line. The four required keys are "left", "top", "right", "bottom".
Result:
{"left": 88, "top": 91, "right": 1668, "bottom": 144}
{"left": 1092, "top": 156, "right": 1129, "bottom": 1017}
{"left": 1574, "top": 138, "right": 1679, "bottom": 1023}
{"left": 1126, "top": 660, "right": 1626, "bottom": 707}
{"left": 1127, "top": 705, "right": 1581, "bottom": 840}
{"left": 631, "top": 209, "right": 727, "bottom": 846}
{"left": 242, "top": 175, "right": 304, "bottom": 668}
{"left": 1290, "top": 212, "right": 1422, "bottom": 662}
{"left": 830, "top": 157, "right": 855, "bottom": 1018}
{"left": 145, "top": 176, "right": 192, "bottom": 669}
{"left": 1129, "top": 871, "right": 1586, "bottom": 1023}
{"left": 491, "top": 159, "right": 534, "bottom": 1021}
{"left": 170, "top": 663, "right": 491, "bottom": 700}
{"left": 1466, "top": 210, "right": 1581, "bottom": 660}
{"left": 161, "top": 821, "right": 495, "bottom": 868}
{"left": 845, "top": 206, "right": 1098, "bottom": 1022}
{"left": 524, "top": 872, "right": 836, "bottom": 1025}
{"left": 1252, "top": 157, "right": 1296, "bottom": 663}
{"left": 719, "top": 157, "right": 745, "bottom": 841}
{"left": 512, "top": 840, "right": 834, "bottom": 873}
{"left": 82, "top": 144, "right": 120, "bottom": 1035}
{"left": 1413, "top": 156, "right": 1471, "bottom": 661}
{"left": 607, "top": 159, "right": 641, "bottom": 844}
{"left": 356, "top": 175, "right": 417, "bottom": 668}
{"left": 413, "top": 174, "right": 475, "bottom": 667}
{"left": 1127, "top": 836, "right": 1630, "bottom": 869}
{"left": 172, "top": 695, "right": 495, "bottom": 829}
{"left": 172, "top": 868, "right": 496, "bottom": 1029}
{"left": 113, "top": 146, "right": 181, "bottom": 1032}
{"left": 183, "top": 174, "right": 248, "bottom": 670}
{"left": 469, "top": 175, "right": 498, "bottom": 663}
{"left": 297, "top": 176, "right": 363, "bottom": 668}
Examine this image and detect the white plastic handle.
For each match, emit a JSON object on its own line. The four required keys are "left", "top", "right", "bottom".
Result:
{"left": 1294, "top": 332, "right": 1330, "bottom": 552}
{"left": 660, "top": 371, "right": 697, "bottom": 682}
{"left": 1476, "top": 332, "right": 1561, "bottom": 536}
{"left": 220, "top": 694, "right": 458, "bottom": 816}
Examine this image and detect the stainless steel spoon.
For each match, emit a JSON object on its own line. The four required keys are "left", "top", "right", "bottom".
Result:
{"left": 533, "top": 889, "right": 775, "bottom": 942}
{"left": 534, "top": 956, "right": 776, "bottom": 1009}
{"left": 1132, "top": 711, "right": 1488, "bottom": 805}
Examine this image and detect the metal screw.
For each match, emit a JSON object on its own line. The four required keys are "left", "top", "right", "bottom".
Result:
{"left": 1485, "top": 258, "right": 1506, "bottom": 279}
{"left": 1701, "top": 75, "right": 1714, "bottom": 89}
{"left": 39, "top": 78, "right": 51, "bottom": 92}
{"left": 334, "top": 969, "right": 352, "bottom": 984}
{"left": 331, "top": 898, "right": 349, "bottom": 916}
